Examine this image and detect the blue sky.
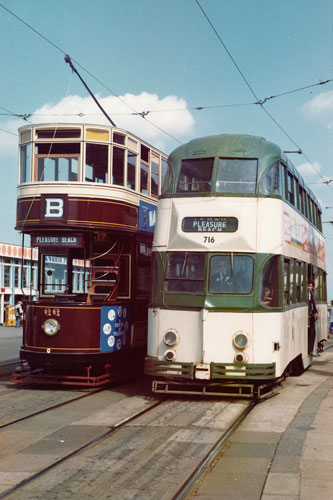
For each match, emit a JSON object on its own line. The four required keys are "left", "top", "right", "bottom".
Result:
{"left": 1, "top": 0, "right": 333, "bottom": 297}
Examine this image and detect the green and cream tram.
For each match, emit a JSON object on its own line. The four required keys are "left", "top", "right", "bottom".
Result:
{"left": 144, "top": 134, "right": 327, "bottom": 397}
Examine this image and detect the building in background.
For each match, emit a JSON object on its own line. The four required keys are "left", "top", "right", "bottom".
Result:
{"left": 0, "top": 242, "right": 38, "bottom": 324}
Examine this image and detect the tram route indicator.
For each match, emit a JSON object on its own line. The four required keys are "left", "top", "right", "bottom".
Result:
{"left": 182, "top": 216, "right": 238, "bottom": 232}
{"left": 31, "top": 235, "right": 83, "bottom": 246}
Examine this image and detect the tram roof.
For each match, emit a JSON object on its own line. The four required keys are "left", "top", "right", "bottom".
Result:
{"left": 169, "top": 134, "right": 320, "bottom": 208}
{"left": 18, "top": 123, "right": 168, "bottom": 157}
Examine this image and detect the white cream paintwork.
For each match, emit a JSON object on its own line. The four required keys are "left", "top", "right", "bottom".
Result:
{"left": 17, "top": 182, "right": 155, "bottom": 208}
{"left": 148, "top": 305, "right": 327, "bottom": 377}
{"left": 154, "top": 197, "right": 259, "bottom": 252}
{"left": 149, "top": 195, "right": 327, "bottom": 378}
{"left": 153, "top": 197, "right": 325, "bottom": 271}
{"left": 148, "top": 308, "right": 203, "bottom": 362}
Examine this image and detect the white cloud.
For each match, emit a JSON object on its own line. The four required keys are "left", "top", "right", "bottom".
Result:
{"left": 0, "top": 92, "right": 195, "bottom": 157}
{"left": 0, "top": 119, "right": 20, "bottom": 156}
{"left": 303, "top": 90, "right": 333, "bottom": 129}
{"left": 31, "top": 92, "right": 195, "bottom": 151}
{"left": 296, "top": 161, "right": 321, "bottom": 178}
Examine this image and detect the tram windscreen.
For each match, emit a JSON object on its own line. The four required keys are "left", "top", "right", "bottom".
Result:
{"left": 166, "top": 252, "right": 205, "bottom": 293}
{"left": 41, "top": 254, "right": 87, "bottom": 295}
{"left": 209, "top": 255, "right": 253, "bottom": 293}
{"left": 176, "top": 158, "right": 213, "bottom": 193}
{"left": 42, "top": 256, "right": 68, "bottom": 294}
{"left": 216, "top": 159, "right": 257, "bottom": 194}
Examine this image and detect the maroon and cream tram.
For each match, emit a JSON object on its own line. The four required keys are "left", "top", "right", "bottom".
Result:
{"left": 14, "top": 123, "right": 168, "bottom": 385}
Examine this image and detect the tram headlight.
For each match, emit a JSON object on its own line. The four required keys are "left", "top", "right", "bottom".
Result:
{"left": 42, "top": 319, "right": 60, "bottom": 336}
{"left": 163, "top": 330, "right": 179, "bottom": 347}
{"left": 233, "top": 332, "right": 249, "bottom": 350}
{"left": 164, "top": 349, "right": 176, "bottom": 362}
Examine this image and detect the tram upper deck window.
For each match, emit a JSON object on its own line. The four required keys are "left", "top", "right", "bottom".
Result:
{"left": 176, "top": 158, "right": 213, "bottom": 193}
{"left": 85, "top": 143, "right": 108, "bottom": 183}
{"left": 112, "top": 147, "right": 125, "bottom": 186}
{"left": 165, "top": 252, "right": 205, "bottom": 293}
{"left": 36, "top": 129, "right": 81, "bottom": 139}
{"left": 287, "top": 172, "right": 295, "bottom": 205}
{"left": 113, "top": 132, "right": 125, "bottom": 145}
{"left": 209, "top": 255, "right": 253, "bottom": 294}
{"left": 261, "top": 163, "right": 283, "bottom": 196}
{"left": 127, "top": 152, "right": 137, "bottom": 190}
{"left": 161, "top": 158, "right": 168, "bottom": 190}
{"left": 20, "top": 143, "right": 31, "bottom": 183}
{"left": 36, "top": 143, "right": 79, "bottom": 182}
{"left": 151, "top": 154, "right": 159, "bottom": 197}
{"left": 216, "top": 159, "right": 257, "bottom": 194}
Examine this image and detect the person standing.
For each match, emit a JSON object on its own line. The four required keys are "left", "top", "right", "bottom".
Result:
{"left": 14, "top": 301, "right": 23, "bottom": 328}
{"left": 308, "top": 281, "right": 319, "bottom": 357}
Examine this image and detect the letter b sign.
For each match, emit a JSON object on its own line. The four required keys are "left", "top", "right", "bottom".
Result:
{"left": 44, "top": 198, "right": 64, "bottom": 219}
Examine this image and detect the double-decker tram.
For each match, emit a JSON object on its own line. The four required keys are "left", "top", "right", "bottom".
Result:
{"left": 14, "top": 123, "right": 168, "bottom": 386}
{"left": 144, "top": 134, "right": 327, "bottom": 397}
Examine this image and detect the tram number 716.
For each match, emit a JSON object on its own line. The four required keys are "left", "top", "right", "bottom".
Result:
{"left": 203, "top": 236, "right": 215, "bottom": 243}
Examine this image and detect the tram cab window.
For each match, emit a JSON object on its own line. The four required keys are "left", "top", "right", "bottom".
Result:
{"left": 259, "top": 256, "right": 280, "bottom": 307}
{"left": 165, "top": 252, "right": 205, "bottom": 293}
{"left": 40, "top": 250, "right": 87, "bottom": 297}
{"left": 216, "top": 159, "right": 257, "bottom": 194}
{"left": 176, "top": 158, "right": 213, "bottom": 193}
{"left": 42, "top": 255, "right": 69, "bottom": 294}
{"left": 209, "top": 255, "right": 253, "bottom": 294}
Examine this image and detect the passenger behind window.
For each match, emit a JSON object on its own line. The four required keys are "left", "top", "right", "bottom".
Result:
{"left": 261, "top": 285, "right": 273, "bottom": 306}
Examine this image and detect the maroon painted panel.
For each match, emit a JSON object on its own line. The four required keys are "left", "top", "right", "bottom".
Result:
{"left": 17, "top": 197, "right": 138, "bottom": 231}
{"left": 24, "top": 304, "right": 101, "bottom": 352}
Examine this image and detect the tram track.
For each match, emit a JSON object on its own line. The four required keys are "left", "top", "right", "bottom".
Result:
{"left": 0, "top": 397, "right": 164, "bottom": 499}
{"left": 172, "top": 391, "right": 280, "bottom": 500}
{"left": 0, "top": 392, "right": 261, "bottom": 500}
{"left": 0, "top": 387, "right": 102, "bottom": 429}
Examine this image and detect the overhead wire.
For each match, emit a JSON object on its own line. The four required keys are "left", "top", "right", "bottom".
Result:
{"left": 0, "top": 2, "right": 182, "bottom": 145}
{"left": 1, "top": 0, "right": 333, "bottom": 176}
{"left": 194, "top": 0, "right": 332, "bottom": 190}
{"left": 1, "top": 76, "right": 332, "bottom": 124}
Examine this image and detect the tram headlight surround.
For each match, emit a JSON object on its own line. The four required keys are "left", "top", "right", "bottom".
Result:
{"left": 164, "top": 349, "right": 176, "bottom": 362}
{"left": 233, "top": 332, "right": 249, "bottom": 350}
{"left": 163, "top": 329, "right": 179, "bottom": 347}
{"left": 42, "top": 319, "right": 60, "bottom": 336}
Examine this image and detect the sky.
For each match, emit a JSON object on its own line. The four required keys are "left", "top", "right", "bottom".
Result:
{"left": 1, "top": 0, "right": 333, "bottom": 298}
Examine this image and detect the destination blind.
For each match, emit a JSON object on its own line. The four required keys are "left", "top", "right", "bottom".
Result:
{"left": 31, "top": 235, "right": 83, "bottom": 246}
{"left": 182, "top": 216, "right": 238, "bottom": 232}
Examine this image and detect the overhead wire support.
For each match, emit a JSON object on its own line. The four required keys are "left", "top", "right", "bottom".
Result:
{"left": 64, "top": 54, "right": 116, "bottom": 127}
